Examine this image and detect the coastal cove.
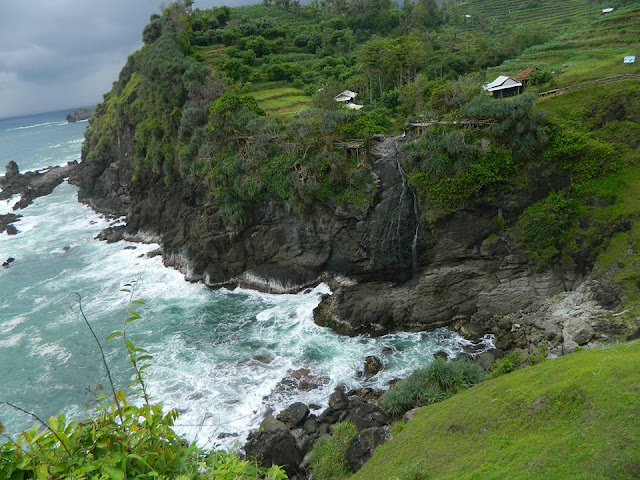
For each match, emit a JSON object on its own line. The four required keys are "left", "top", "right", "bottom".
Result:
{"left": 0, "top": 111, "right": 486, "bottom": 449}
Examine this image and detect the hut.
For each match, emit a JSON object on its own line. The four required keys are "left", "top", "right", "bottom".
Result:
{"left": 483, "top": 75, "right": 523, "bottom": 98}
{"left": 334, "top": 90, "right": 364, "bottom": 110}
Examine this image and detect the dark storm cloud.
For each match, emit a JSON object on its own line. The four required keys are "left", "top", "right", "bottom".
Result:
{"left": 0, "top": 0, "right": 256, "bottom": 118}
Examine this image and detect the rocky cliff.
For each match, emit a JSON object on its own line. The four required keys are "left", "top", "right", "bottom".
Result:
{"left": 72, "top": 136, "right": 420, "bottom": 292}
{"left": 71, "top": 117, "right": 621, "bottom": 359}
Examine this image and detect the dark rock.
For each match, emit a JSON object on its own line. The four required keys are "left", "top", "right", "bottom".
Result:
{"left": 290, "top": 428, "right": 313, "bottom": 456}
{"left": 328, "top": 388, "right": 349, "bottom": 411}
{"left": 244, "top": 429, "right": 302, "bottom": 477}
{"left": 146, "top": 247, "right": 163, "bottom": 258}
{"left": 0, "top": 213, "right": 22, "bottom": 234}
{"left": 5, "top": 161, "right": 19, "bottom": 178}
{"left": 95, "top": 226, "right": 125, "bottom": 243}
{"left": 346, "top": 426, "right": 391, "bottom": 472}
{"left": 6, "top": 224, "right": 18, "bottom": 235}
{"left": 217, "top": 432, "right": 239, "bottom": 439}
{"left": 124, "top": 245, "right": 137, "bottom": 250}
{"left": 66, "top": 108, "right": 93, "bottom": 123}
{"left": 303, "top": 417, "right": 318, "bottom": 435}
{"left": 433, "top": 350, "right": 449, "bottom": 361}
{"left": 363, "top": 355, "right": 383, "bottom": 378}
{"left": 276, "top": 402, "right": 309, "bottom": 428}
{"left": 2, "top": 257, "right": 15, "bottom": 268}
{"left": 318, "top": 407, "right": 339, "bottom": 425}
{"left": 475, "top": 351, "right": 495, "bottom": 371}
{"left": 260, "top": 412, "right": 288, "bottom": 432}
{"left": 0, "top": 161, "right": 78, "bottom": 210}
{"left": 381, "top": 346, "right": 393, "bottom": 355}
{"left": 309, "top": 403, "right": 322, "bottom": 411}
{"left": 627, "top": 328, "right": 640, "bottom": 341}
{"left": 62, "top": 246, "right": 71, "bottom": 252}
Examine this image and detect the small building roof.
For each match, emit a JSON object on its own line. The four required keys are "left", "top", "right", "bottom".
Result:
{"left": 345, "top": 102, "right": 364, "bottom": 110}
{"left": 623, "top": 55, "right": 636, "bottom": 64}
{"left": 602, "top": 7, "right": 614, "bottom": 13}
{"left": 334, "top": 90, "right": 358, "bottom": 102}
{"left": 483, "top": 75, "right": 523, "bottom": 92}
{"left": 514, "top": 66, "right": 537, "bottom": 82}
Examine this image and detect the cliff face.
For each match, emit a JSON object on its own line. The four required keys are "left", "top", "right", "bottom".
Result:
{"left": 72, "top": 136, "right": 420, "bottom": 292}
{"left": 72, "top": 118, "right": 598, "bottom": 351}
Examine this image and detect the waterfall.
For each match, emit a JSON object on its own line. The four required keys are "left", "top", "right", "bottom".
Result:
{"left": 393, "top": 141, "right": 420, "bottom": 277}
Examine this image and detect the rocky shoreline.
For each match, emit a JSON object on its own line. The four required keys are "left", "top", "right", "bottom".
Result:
{"left": 1, "top": 160, "right": 79, "bottom": 214}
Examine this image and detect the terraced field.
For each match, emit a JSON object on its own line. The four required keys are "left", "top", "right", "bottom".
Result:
{"left": 456, "top": 0, "right": 611, "bottom": 36}
{"left": 488, "top": 4, "right": 640, "bottom": 89}
{"left": 246, "top": 84, "right": 312, "bottom": 116}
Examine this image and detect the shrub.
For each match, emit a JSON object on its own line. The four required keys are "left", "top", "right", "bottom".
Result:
{"left": 380, "top": 359, "right": 484, "bottom": 417}
{"left": 310, "top": 421, "right": 358, "bottom": 480}
{"left": 513, "top": 192, "right": 578, "bottom": 269}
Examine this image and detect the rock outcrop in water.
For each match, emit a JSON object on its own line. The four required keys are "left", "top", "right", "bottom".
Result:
{"left": 0, "top": 161, "right": 79, "bottom": 210}
{"left": 66, "top": 108, "right": 93, "bottom": 123}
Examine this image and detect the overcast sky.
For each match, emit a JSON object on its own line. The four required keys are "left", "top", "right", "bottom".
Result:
{"left": 0, "top": 0, "right": 256, "bottom": 119}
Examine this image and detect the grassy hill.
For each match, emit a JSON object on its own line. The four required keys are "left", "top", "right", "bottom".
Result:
{"left": 455, "top": 0, "right": 611, "bottom": 36}
{"left": 489, "top": 3, "right": 640, "bottom": 88}
{"left": 352, "top": 341, "right": 640, "bottom": 480}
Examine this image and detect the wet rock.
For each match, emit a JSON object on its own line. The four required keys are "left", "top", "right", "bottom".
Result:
{"left": 381, "top": 346, "right": 393, "bottom": 355}
{"left": 6, "top": 224, "right": 18, "bottom": 235}
{"left": 5, "top": 161, "right": 19, "bottom": 178}
{"left": 244, "top": 429, "right": 302, "bottom": 477}
{"left": 328, "top": 388, "right": 349, "bottom": 411}
{"left": 2, "top": 257, "right": 15, "bottom": 268}
{"left": 146, "top": 247, "right": 163, "bottom": 258}
{"left": 276, "top": 402, "right": 309, "bottom": 428}
{"left": 217, "top": 432, "right": 239, "bottom": 439}
{"left": 433, "top": 350, "right": 449, "bottom": 361}
{"left": 303, "top": 417, "right": 318, "bottom": 435}
{"left": 363, "top": 355, "right": 383, "bottom": 378}
{"left": 62, "top": 246, "right": 71, "bottom": 252}
{"left": 290, "top": 428, "right": 313, "bottom": 456}
{"left": 96, "top": 226, "right": 125, "bottom": 243}
{"left": 0, "top": 213, "right": 22, "bottom": 234}
{"left": 0, "top": 161, "right": 78, "bottom": 210}
{"left": 260, "top": 412, "right": 288, "bottom": 432}
{"left": 346, "top": 426, "right": 391, "bottom": 472}
{"left": 124, "top": 245, "right": 137, "bottom": 250}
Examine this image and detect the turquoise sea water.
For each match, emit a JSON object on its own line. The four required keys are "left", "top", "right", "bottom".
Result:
{"left": 0, "top": 110, "right": 489, "bottom": 448}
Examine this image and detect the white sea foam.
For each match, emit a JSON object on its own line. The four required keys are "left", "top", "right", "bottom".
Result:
{"left": 0, "top": 195, "right": 21, "bottom": 214}
{"left": 0, "top": 332, "right": 26, "bottom": 348}
{"left": 0, "top": 316, "right": 27, "bottom": 333}
{"left": 6, "top": 121, "right": 56, "bottom": 131}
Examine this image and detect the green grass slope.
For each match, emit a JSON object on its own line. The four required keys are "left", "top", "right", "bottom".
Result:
{"left": 352, "top": 342, "right": 640, "bottom": 480}
{"left": 457, "top": 0, "right": 614, "bottom": 37}
{"left": 490, "top": 4, "right": 640, "bottom": 88}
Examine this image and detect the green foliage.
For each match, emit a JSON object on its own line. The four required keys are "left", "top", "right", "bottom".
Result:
{"left": 544, "top": 125, "right": 617, "bottom": 185}
{"left": 380, "top": 359, "right": 485, "bottom": 417}
{"left": 310, "top": 421, "right": 358, "bottom": 480}
{"left": 513, "top": 192, "right": 579, "bottom": 269}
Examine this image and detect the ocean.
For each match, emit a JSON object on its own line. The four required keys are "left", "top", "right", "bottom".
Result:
{"left": 0, "top": 109, "right": 486, "bottom": 448}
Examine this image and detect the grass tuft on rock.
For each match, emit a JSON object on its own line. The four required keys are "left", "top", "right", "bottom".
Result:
{"left": 380, "top": 359, "right": 485, "bottom": 417}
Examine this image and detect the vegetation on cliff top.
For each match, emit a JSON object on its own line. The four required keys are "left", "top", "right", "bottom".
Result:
{"left": 352, "top": 341, "right": 640, "bottom": 480}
